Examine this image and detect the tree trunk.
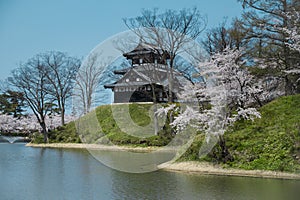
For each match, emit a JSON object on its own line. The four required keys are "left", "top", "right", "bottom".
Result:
{"left": 284, "top": 75, "right": 295, "bottom": 96}
{"left": 87, "top": 93, "right": 92, "bottom": 114}
{"left": 282, "top": 1, "right": 295, "bottom": 96}
{"left": 154, "top": 105, "right": 158, "bottom": 135}
{"left": 252, "top": 94, "right": 263, "bottom": 107}
{"left": 40, "top": 121, "right": 48, "bottom": 143}
{"left": 168, "top": 59, "right": 174, "bottom": 103}
{"left": 218, "top": 135, "right": 233, "bottom": 163}
{"left": 151, "top": 83, "right": 159, "bottom": 135}
{"left": 61, "top": 107, "right": 65, "bottom": 126}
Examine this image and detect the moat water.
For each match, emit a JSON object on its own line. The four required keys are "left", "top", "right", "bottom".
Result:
{"left": 0, "top": 143, "right": 299, "bottom": 200}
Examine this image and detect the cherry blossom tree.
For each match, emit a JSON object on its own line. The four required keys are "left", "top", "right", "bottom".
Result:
{"left": 158, "top": 48, "right": 262, "bottom": 162}
{"left": 282, "top": 9, "right": 300, "bottom": 52}
{"left": 282, "top": 10, "right": 300, "bottom": 90}
{"left": 0, "top": 114, "right": 76, "bottom": 134}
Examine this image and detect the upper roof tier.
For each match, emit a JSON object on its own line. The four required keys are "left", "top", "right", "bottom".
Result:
{"left": 123, "top": 42, "right": 170, "bottom": 65}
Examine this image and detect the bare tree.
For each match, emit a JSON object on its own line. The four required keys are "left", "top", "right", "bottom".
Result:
{"left": 74, "top": 53, "right": 107, "bottom": 114}
{"left": 0, "top": 80, "right": 9, "bottom": 93}
{"left": 124, "top": 7, "right": 207, "bottom": 102}
{"left": 238, "top": 0, "right": 300, "bottom": 95}
{"left": 202, "top": 19, "right": 247, "bottom": 56}
{"left": 9, "top": 55, "right": 53, "bottom": 142}
{"left": 42, "top": 51, "right": 81, "bottom": 125}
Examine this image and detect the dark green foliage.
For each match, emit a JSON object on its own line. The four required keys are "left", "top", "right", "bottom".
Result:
{"left": 0, "top": 90, "right": 25, "bottom": 117}
{"left": 48, "top": 122, "right": 81, "bottom": 143}
{"left": 32, "top": 122, "right": 81, "bottom": 144}
{"left": 248, "top": 66, "right": 281, "bottom": 79}
{"left": 31, "top": 132, "right": 45, "bottom": 144}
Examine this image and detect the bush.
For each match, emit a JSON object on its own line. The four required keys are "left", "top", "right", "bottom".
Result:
{"left": 47, "top": 122, "right": 81, "bottom": 143}
{"left": 31, "top": 132, "right": 45, "bottom": 144}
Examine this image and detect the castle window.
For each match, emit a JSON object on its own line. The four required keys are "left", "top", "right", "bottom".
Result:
{"left": 136, "top": 78, "right": 141, "bottom": 82}
{"left": 126, "top": 78, "right": 129, "bottom": 82}
{"left": 159, "top": 91, "right": 162, "bottom": 97}
{"left": 139, "top": 58, "right": 143, "bottom": 64}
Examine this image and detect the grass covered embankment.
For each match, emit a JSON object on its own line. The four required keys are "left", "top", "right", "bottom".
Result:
{"left": 181, "top": 94, "right": 300, "bottom": 173}
{"left": 33, "top": 103, "right": 172, "bottom": 146}
{"left": 33, "top": 95, "right": 300, "bottom": 173}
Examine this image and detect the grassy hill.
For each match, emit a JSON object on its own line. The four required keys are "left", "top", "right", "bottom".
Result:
{"left": 227, "top": 94, "right": 300, "bottom": 172}
{"left": 34, "top": 103, "right": 172, "bottom": 146}
{"left": 181, "top": 94, "right": 300, "bottom": 172}
{"left": 35, "top": 95, "right": 300, "bottom": 172}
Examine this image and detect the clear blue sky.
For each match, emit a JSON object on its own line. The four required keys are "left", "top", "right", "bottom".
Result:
{"left": 0, "top": 0, "right": 243, "bottom": 80}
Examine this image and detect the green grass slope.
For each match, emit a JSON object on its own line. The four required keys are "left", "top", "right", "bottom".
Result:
{"left": 226, "top": 94, "right": 300, "bottom": 172}
{"left": 181, "top": 94, "right": 300, "bottom": 172}
{"left": 37, "top": 103, "right": 171, "bottom": 146}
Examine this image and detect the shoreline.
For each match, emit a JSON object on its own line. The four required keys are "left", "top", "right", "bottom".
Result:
{"left": 26, "top": 142, "right": 161, "bottom": 152}
{"left": 26, "top": 143, "right": 300, "bottom": 180}
{"left": 158, "top": 161, "right": 300, "bottom": 180}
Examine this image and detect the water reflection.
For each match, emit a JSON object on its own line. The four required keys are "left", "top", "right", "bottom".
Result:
{"left": 0, "top": 144, "right": 299, "bottom": 200}
{"left": 89, "top": 149, "right": 176, "bottom": 173}
{"left": 110, "top": 170, "right": 185, "bottom": 200}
